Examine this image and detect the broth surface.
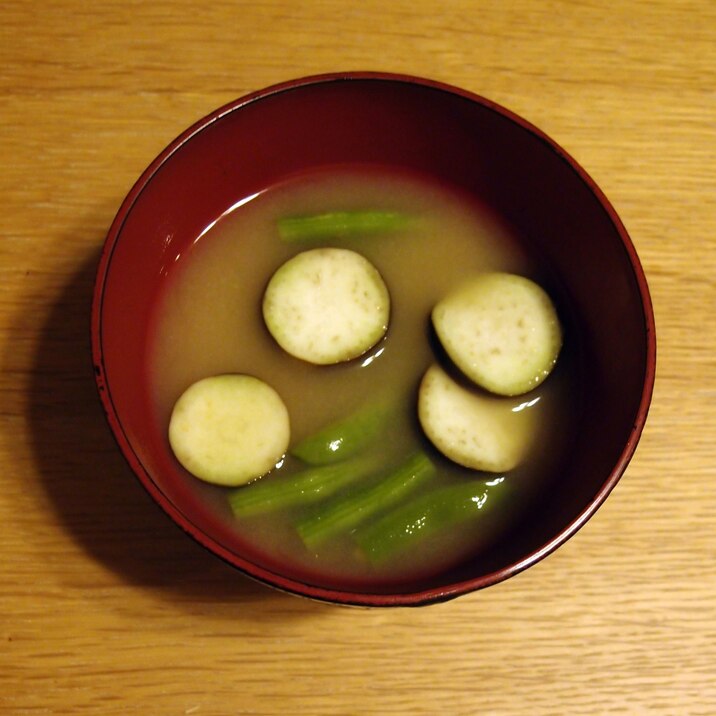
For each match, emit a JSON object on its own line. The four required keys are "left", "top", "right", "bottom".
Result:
{"left": 149, "top": 167, "right": 576, "bottom": 590}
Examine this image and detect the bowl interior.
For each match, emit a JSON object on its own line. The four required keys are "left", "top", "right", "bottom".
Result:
{"left": 93, "top": 75, "right": 654, "bottom": 605}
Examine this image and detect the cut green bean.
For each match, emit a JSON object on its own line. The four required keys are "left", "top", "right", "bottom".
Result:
{"left": 354, "top": 476, "right": 510, "bottom": 564}
{"left": 277, "top": 211, "right": 410, "bottom": 243}
{"left": 228, "top": 455, "right": 378, "bottom": 518}
{"left": 291, "top": 401, "right": 395, "bottom": 465}
{"left": 296, "top": 451, "right": 436, "bottom": 549}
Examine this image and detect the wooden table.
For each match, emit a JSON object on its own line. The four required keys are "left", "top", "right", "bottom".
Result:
{"left": 2, "top": 1, "right": 715, "bottom": 713}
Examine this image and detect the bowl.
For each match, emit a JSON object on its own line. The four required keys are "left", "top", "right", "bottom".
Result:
{"left": 91, "top": 72, "right": 655, "bottom": 606}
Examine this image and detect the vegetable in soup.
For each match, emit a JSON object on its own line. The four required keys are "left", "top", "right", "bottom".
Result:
{"left": 149, "top": 167, "right": 577, "bottom": 590}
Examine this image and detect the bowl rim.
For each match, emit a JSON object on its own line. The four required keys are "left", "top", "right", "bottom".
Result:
{"left": 91, "top": 71, "right": 656, "bottom": 607}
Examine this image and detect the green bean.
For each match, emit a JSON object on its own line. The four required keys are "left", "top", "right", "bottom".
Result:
{"left": 354, "top": 476, "right": 510, "bottom": 563}
{"left": 296, "top": 452, "right": 435, "bottom": 549}
{"left": 291, "top": 401, "right": 394, "bottom": 465}
{"left": 277, "top": 210, "right": 410, "bottom": 243}
{"left": 228, "top": 455, "right": 378, "bottom": 518}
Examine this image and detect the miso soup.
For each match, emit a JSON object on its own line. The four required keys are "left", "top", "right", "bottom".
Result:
{"left": 149, "top": 167, "right": 578, "bottom": 591}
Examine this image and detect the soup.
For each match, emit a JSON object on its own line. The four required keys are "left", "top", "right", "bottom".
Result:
{"left": 148, "top": 166, "right": 578, "bottom": 591}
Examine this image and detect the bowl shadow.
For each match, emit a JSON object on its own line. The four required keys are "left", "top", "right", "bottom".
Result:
{"left": 25, "top": 242, "right": 305, "bottom": 609}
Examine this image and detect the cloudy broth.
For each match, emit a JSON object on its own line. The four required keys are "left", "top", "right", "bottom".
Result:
{"left": 149, "top": 167, "right": 576, "bottom": 590}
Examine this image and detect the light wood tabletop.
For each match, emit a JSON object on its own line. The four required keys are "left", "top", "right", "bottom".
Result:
{"left": 1, "top": 1, "right": 715, "bottom": 714}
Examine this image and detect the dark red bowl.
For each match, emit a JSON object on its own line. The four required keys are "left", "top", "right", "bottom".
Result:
{"left": 91, "top": 72, "right": 655, "bottom": 606}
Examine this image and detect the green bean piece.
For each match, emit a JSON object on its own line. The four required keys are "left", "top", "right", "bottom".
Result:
{"left": 228, "top": 456, "right": 378, "bottom": 518}
{"left": 277, "top": 211, "right": 410, "bottom": 243}
{"left": 354, "top": 476, "right": 510, "bottom": 563}
{"left": 296, "top": 451, "right": 436, "bottom": 549}
{"left": 291, "top": 401, "right": 394, "bottom": 465}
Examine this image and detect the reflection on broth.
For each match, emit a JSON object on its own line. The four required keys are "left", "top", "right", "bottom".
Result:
{"left": 149, "top": 167, "right": 577, "bottom": 590}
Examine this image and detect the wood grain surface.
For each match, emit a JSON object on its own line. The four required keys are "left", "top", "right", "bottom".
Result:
{"left": 1, "top": 1, "right": 715, "bottom": 714}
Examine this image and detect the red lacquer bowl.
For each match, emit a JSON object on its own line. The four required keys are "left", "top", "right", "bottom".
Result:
{"left": 91, "top": 73, "right": 655, "bottom": 606}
